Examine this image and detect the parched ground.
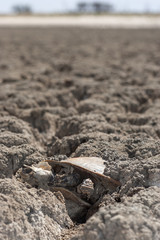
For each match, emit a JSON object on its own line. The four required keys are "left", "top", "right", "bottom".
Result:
{"left": 0, "top": 27, "right": 160, "bottom": 240}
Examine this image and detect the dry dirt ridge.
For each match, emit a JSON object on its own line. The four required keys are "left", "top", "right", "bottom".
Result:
{"left": 0, "top": 27, "right": 160, "bottom": 240}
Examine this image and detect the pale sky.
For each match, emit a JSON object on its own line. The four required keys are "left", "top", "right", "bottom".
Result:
{"left": 0, "top": 0, "right": 160, "bottom": 13}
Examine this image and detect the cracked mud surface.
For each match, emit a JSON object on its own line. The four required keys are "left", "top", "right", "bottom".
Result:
{"left": 0, "top": 28, "right": 160, "bottom": 239}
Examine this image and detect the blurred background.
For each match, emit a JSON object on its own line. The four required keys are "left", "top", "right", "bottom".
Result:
{"left": 0, "top": 0, "right": 160, "bottom": 15}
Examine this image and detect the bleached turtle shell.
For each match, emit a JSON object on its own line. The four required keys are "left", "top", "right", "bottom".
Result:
{"left": 66, "top": 157, "right": 105, "bottom": 174}
{"left": 46, "top": 157, "right": 121, "bottom": 191}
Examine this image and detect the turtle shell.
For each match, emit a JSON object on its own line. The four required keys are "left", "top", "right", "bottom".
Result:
{"left": 17, "top": 157, "right": 121, "bottom": 222}
{"left": 46, "top": 157, "right": 121, "bottom": 191}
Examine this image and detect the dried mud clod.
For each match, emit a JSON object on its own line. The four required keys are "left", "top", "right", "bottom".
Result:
{"left": 17, "top": 157, "right": 121, "bottom": 222}
{"left": 0, "top": 178, "right": 73, "bottom": 240}
{"left": 72, "top": 187, "right": 160, "bottom": 240}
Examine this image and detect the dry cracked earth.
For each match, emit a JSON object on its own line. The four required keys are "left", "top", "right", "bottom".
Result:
{"left": 0, "top": 27, "right": 160, "bottom": 240}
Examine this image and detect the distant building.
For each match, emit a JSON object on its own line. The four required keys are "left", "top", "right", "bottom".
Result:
{"left": 77, "top": 2, "right": 113, "bottom": 13}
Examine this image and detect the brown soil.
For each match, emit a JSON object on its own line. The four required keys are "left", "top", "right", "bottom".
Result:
{"left": 0, "top": 27, "right": 160, "bottom": 240}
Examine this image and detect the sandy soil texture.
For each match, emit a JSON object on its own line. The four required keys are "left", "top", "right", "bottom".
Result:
{"left": 0, "top": 27, "right": 160, "bottom": 239}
